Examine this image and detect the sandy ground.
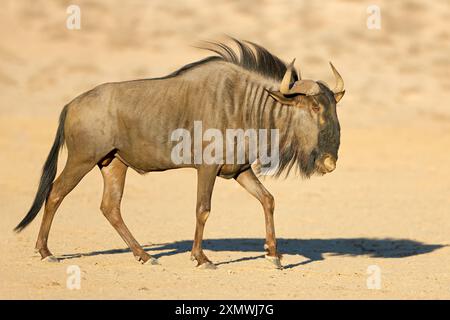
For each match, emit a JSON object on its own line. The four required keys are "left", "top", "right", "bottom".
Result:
{"left": 1, "top": 0, "right": 450, "bottom": 299}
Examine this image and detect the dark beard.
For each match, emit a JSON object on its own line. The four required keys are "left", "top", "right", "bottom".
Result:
{"left": 298, "top": 148, "right": 319, "bottom": 178}
{"left": 272, "top": 138, "right": 318, "bottom": 178}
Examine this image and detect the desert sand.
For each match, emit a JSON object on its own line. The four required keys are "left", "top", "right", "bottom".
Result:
{"left": 1, "top": 0, "right": 450, "bottom": 299}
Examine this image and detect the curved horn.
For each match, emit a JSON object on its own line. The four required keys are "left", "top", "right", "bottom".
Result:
{"left": 329, "top": 62, "right": 344, "bottom": 93}
{"left": 280, "top": 59, "right": 296, "bottom": 94}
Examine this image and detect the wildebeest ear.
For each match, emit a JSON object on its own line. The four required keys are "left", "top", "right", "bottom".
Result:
{"left": 334, "top": 90, "right": 345, "bottom": 103}
{"left": 266, "top": 90, "right": 295, "bottom": 106}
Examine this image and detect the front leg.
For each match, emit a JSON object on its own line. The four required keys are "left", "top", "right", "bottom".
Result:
{"left": 235, "top": 168, "right": 282, "bottom": 269}
{"left": 191, "top": 165, "right": 219, "bottom": 269}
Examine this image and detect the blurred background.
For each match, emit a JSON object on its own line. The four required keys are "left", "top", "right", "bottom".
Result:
{"left": 1, "top": 0, "right": 449, "bottom": 299}
{"left": 1, "top": 0, "right": 449, "bottom": 125}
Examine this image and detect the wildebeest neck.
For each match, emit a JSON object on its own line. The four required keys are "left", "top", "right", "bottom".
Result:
{"left": 238, "top": 76, "right": 319, "bottom": 178}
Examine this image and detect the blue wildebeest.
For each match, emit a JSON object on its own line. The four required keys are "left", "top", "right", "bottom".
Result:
{"left": 15, "top": 38, "right": 345, "bottom": 269}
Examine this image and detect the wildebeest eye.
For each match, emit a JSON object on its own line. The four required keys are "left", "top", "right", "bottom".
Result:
{"left": 312, "top": 105, "right": 320, "bottom": 113}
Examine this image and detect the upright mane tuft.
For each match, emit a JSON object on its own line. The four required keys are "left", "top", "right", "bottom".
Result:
{"left": 198, "top": 37, "right": 299, "bottom": 82}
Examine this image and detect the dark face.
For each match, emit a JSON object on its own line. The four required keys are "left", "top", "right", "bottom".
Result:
{"left": 267, "top": 80, "right": 344, "bottom": 177}
{"left": 310, "top": 85, "right": 341, "bottom": 174}
{"left": 291, "top": 84, "right": 341, "bottom": 175}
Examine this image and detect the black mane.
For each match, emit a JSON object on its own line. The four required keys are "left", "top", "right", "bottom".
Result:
{"left": 199, "top": 38, "right": 298, "bottom": 82}
{"left": 157, "top": 37, "right": 299, "bottom": 82}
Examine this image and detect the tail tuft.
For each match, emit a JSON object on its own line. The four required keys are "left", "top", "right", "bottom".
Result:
{"left": 14, "top": 105, "right": 68, "bottom": 232}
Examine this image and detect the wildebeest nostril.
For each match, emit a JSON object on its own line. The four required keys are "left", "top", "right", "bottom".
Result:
{"left": 323, "top": 155, "right": 336, "bottom": 172}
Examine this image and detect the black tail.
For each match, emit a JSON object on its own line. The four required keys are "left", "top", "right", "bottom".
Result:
{"left": 14, "top": 105, "right": 69, "bottom": 232}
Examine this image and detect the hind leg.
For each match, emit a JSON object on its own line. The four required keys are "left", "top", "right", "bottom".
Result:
{"left": 35, "top": 158, "right": 95, "bottom": 261}
{"left": 100, "top": 157, "right": 157, "bottom": 265}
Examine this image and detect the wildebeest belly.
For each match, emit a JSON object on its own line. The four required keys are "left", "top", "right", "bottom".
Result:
{"left": 218, "top": 164, "right": 252, "bottom": 179}
{"left": 115, "top": 141, "right": 190, "bottom": 173}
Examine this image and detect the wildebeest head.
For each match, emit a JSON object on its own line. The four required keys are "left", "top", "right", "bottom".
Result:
{"left": 267, "top": 60, "right": 345, "bottom": 175}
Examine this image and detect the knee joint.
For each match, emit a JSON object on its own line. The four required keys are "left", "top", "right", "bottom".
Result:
{"left": 197, "top": 202, "right": 210, "bottom": 213}
{"left": 262, "top": 193, "right": 274, "bottom": 212}
{"left": 47, "top": 193, "right": 62, "bottom": 207}
{"left": 100, "top": 203, "right": 120, "bottom": 220}
{"left": 100, "top": 203, "right": 110, "bottom": 215}
{"left": 197, "top": 210, "right": 210, "bottom": 224}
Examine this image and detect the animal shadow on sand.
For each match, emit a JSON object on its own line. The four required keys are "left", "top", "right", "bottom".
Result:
{"left": 61, "top": 238, "right": 445, "bottom": 269}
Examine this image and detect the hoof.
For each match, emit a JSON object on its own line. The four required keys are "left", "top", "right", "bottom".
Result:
{"left": 42, "top": 255, "right": 59, "bottom": 263}
{"left": 265, "top": 255, "right": 283, "bottom": 269}
{"left": 197, "top": 262, "right": 217, "bottom": 270}
{"left": 142, "top": 257, "right": 159, "bottom": 265}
